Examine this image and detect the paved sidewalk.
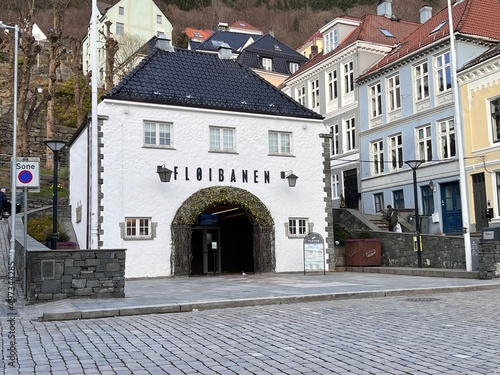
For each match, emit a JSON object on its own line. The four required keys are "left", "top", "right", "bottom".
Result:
{"left": 3, "top": 220, "right": 500, "bottom": 322}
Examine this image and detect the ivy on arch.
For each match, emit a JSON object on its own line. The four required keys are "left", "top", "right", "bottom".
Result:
{"left": 172, "top": 186, "right": 274, "bottom": 226}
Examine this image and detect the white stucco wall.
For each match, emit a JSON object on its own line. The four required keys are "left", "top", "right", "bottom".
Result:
{"left": 69, "top": 127, "right": 89, "bottom": 249}
{"left": 73, "top": 99, "right": 327, "bottom": 278}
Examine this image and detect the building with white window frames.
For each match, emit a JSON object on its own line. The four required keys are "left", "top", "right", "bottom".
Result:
{"left": 82, "top": 0, "right": 173, "bottom": 88}
{"left": 357, "top": 0, "right": 500, "bottom": 235}
{"left": 280, "top": 3, "right": 419, "bottom": 209}
{"left": 69, "top": 38, "right": 330, "bottom": 278}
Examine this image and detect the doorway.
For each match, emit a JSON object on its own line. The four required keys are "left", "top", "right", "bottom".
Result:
{"left": 441, "top": 181, "right": 462, "bottom": 234}
{"left": 472, "top": 173, "right": 488, "bottom": 231}
{"left": 343, "top": 168, "right": 359, "bottom": 209}
{"left": 190, "top": 205, "right": 254, "bottom": 275}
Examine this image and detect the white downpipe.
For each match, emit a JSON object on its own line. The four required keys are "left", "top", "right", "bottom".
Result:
{"left": 447, "top": 0, "right": 472, "bottom": 271}
{"left": 90, "top": 0, "right": 99, "bottom": 249}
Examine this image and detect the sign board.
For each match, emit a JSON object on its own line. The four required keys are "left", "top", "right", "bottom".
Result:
{"left": 303, "top": 232, "right": 325, "bottom": 274}
{"left": 15, "top": 158, "right": 40, "bottom": 189}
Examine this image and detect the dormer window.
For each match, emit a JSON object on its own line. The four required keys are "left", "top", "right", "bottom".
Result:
{"left": 262, "top": 57, "right": 273, "bottom": 71}
{"left": 324, "top": 29, "right": 338, "bottom": 53}
{"left": 289, "top": 62, "right": 299, "bottom": 74}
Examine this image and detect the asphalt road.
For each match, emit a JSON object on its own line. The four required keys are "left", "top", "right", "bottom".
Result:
{"left": 2, "top": 289, "right": 500, "bottom": 375}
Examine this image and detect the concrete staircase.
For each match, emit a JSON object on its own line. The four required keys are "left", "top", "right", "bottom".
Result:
{"left": 363, "top": 214, "right": 390, "bottom": 231}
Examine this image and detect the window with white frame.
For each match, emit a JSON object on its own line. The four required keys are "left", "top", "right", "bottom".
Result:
{"left": 144, "top": 121, "right": 172, "bottom": 147}
{"left": 343, "top": 61, "right": 354, "bottom": 94}
{"left": 491, "top": 97, "right": 500, "bottom": 142}
{"left": 436, "top": 52, "right": 451, "bottom": 93}
{"left": 414, "top": 61, "right": 429, "bottom": 101}
{"left": 297, "top": 86, "right": 305, "bottom": 105}
{"left": 269, "top": 131, "right": 292, "bottom": 155}
{"left": 311, "top": 79, "right": 320, "bottom": 109}
{"left": 118, "top": 6, "right": 124, "bottom": 15}
{"left": 439, "top": 118, "right": 455, "bottom": 159}
{"left": 371, "top": 140, "right": 384, "bottom": 175}
{"left": 288, "top": 218, "right": 308, "bottom": 237}
{"left": 156, "top": 14, "right": 162, "bottom": 24}
{"left": 262, "top": 57, "right": 273, "bottom": 71}
{"left": 332, "top": 174, "right": 340, "bottom": 199}
{"left": 116, "top": 22, "right": 124, "bottom": 35}
{"left": 369, "top": 82, "right": 382, "bottom": 118}
{"left": 330, "top": 124, "right": 339, "bottom": 155}
{"left": 210, "top": 126, "right": 235, "bottom": 152}
{"left": 387, "top": 74, "right": 401, "bottom": 112}
{"left": 345, "top": 117, "right": 356, "bottom": 151}
{"left": 125, "top": 218, "right": 151, "bottom": 239}
{"left": 389, "top": 134, "right": 403, "bottom": 170}
{"left": 324, "top": 29, "right": 338, "bottom": 53}
{"left": 289, "top": 62, "right": 299, "bottom": 74}
{"left": 374, "top": 193, "right": 384, "bottom": 213}
{"left": 328, "top": 70, "right": 338, "bottom": 102}
{"left": 417, "top": 125, "right": 432, "bottom": 162}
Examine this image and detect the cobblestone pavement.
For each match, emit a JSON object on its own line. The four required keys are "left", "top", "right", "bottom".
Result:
{"left": 2, "top": 288, "right": 500, "bottom": 375}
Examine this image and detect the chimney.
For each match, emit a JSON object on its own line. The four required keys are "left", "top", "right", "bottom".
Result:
{"left": 218, "top": 43, "right": 232, "bottom": 59}
{"left": 377, "top": 0, "right": 393, "bottom": 18}
{"left": 218, "top": 22, "right": 229, "bottom": 31}
{"left": 419, "top": 6, "right": 432, "bottom": 23}
{"left": 156, "top": 33, "right": 175, "bottom": 52}
{"left": 310, "top": 45, "right": 318, "bottom": 59}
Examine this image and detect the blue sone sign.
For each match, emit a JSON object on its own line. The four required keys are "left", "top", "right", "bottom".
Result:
{"left": 16, "top": 159, "right": 40, "bottom": 188}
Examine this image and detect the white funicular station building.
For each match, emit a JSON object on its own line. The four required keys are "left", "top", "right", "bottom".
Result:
{"left": 70, "top": 37, "right": 333, "bottom": 278}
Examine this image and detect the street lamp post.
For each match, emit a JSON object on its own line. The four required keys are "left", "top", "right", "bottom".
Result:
{"left": 1, "top": 21, "right": 19, "bottom": 304}
{"left": 405, "top": 160, "right": 424, "bottom": 268}
{"left": 44, "top": 140, "right": 67, "bottom": 249}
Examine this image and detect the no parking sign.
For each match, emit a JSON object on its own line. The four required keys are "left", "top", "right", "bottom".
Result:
{"left": 16, "top": 158, "right": 40, "bottom": 189}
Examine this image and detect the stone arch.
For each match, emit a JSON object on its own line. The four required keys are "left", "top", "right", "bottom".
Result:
{"left": 171, "top": 186, "right": 275, "bottom": 276}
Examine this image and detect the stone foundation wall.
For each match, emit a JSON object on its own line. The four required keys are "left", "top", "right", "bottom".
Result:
{"left": 18, "top": 247, "right": 125, "bottom": 304}
{"left": 334, "top": 208, "right": 499, "bottom": 274}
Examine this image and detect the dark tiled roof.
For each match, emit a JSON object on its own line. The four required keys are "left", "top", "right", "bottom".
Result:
{"left": 459, "top": 42, "right": 500, "bottom": 71}
{"left": 237, "top": 34, "right": 308, "bottom": 74}
{"left": 195, "top": 31, "right": 256, "bottom": 53}
{"left": 359, "top": 0, "right": 500, "bottom": 81}
{"left": 104, "top": 45, "right": 323, "bottom": 119}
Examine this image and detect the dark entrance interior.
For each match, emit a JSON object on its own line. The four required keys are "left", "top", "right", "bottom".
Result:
{"left": 191, "top": 205, "right": 254, "bottom": 275}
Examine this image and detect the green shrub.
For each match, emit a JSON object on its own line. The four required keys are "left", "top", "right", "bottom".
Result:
{"left": 27, "top": 216, "right": 70, "bottom": 243}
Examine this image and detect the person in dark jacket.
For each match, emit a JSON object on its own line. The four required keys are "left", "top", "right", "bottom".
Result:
{"left": 384, "top": 204, "right": 398, "bottom": 231}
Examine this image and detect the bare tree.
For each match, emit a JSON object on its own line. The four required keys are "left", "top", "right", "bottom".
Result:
{"left": 45, "top": 0, "right": 71, "bottom": 169}
{"left": 69, "top": 37, "right": 90, "bottom": 127}
{"left": 114, "top": 33, "right": 147, "bottom": 82}
{"left": 100, "top": 20, "right": 119, "bottom": 91}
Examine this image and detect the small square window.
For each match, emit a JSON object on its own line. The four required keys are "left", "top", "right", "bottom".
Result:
{"left": 118, "top": 6, "right": 124, "bottom": 15}
{"left": 288, "top": 218, "right": 308, "bottom": 237}
{"left": 210, "top": 126, "right": 235, "bottom": 152}
{"left": 157, "top": 15, "right": 162, "bottom": 24}
{"left": 262, "top": 57, "right": 273, "bottom": 71}
{"left": 144, "top": 121, "right": 172, "bottom": 147}
{"left": 116, "top": 22, "right": 124, "bottom": 35}
{"left": 125, "top": 218, "right": 152, "bottom": 239}
{"left": 269, "top": 131, "right": 292, "bottom": 155}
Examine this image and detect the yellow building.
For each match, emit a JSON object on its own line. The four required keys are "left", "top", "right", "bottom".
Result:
{"left": 459, "top": 44, "right": 500, "bottom": 232}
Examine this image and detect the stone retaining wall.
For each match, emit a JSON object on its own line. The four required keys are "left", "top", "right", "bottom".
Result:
{"left": 334, "top": 208, "right": 499, "bottom": 276}
{"left": 19, "top": 248, "right": 125, "bottom": 304}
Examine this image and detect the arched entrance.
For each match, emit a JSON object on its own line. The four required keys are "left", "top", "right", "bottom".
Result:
{"left": 171, "top": 186, "right": 275, "bottom": 276}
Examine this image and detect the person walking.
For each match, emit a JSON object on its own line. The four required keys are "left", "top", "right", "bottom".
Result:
{"left": 0, "top": 187, "right": 8, "bottom": 219}
{"left": 384, "top": 205, "right": 398, "bottom": 232}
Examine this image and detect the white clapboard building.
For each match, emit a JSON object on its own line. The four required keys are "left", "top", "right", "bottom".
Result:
{"left": 69, "top": 37, "right": 332, "bottom": 278}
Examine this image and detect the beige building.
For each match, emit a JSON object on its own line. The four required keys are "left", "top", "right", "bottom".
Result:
{"left": 459, "top": 44, "right": 500, "bottom": 231}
